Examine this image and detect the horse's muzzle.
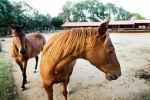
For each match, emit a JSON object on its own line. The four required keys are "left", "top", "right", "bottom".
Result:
{"left": 106, "top": 71, "right": 121, "bottom": 81}
{"left": 20, "top": 48, "right": 27, "bottom": 55}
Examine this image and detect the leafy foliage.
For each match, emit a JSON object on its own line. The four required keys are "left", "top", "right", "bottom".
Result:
{"left": 0, "top": 0, "right": 146, "bottom": 36}
{"left": 51, "top": 16, "right": 64, "bottom": 30}
{"left": 59, "top": 0, "right": 145, "bottom": 22}
{"left": 0, "top": 0, "right": 52, "bottom": 36}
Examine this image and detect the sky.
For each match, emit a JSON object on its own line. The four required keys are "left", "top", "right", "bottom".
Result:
{"left": 13, "top": 0, "right": 150, "bottom": 18}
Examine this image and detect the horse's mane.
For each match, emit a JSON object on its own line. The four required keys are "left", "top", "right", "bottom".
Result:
{"left": 42, "top": 27, "right": 100, "bottom": 61}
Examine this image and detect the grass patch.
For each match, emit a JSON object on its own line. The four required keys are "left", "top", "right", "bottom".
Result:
{"left": 140, "top": 93, "right": 150, "bottom": 100}
{"left": 143, "top": 96, "right": 150, "bottom": 100}
{"left": 0, "top": 53, "right": 17, "bottom": 100}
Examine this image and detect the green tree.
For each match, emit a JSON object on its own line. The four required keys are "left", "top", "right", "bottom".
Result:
{"left": 60, "top": 0, "right": 108, "bottom": 22}
{"left": 51, "top": 16, "right": 64, "bottom": 30}
{"left": 0, "top": 0, "right": 53, "bottom": 35}
{"left": 130, "top": 13, "right": 145, "bottom": 20}
{"left": 86, "top": 0, "right": 107, "bottom": 21}
{"left": 0, "top": 0, "right": 17, "bottom": 35}
{"left": 115, "top": 7, "right": 131, "bottom": 20}
{"left": 60, "top": 0, "right": 143, "bottom": 22}
{"left": 59, "top": 1, "right": 72, "bottom": 22}
{"left": 105, "top": 3, "right": 117, "bottom": 19}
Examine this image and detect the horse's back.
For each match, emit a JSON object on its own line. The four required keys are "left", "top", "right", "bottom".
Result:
{"left": 26, "top": 32, "right": 46, "bottom": 57}
{"left": 27, "top": 32, "right": 45, "bottom": 41}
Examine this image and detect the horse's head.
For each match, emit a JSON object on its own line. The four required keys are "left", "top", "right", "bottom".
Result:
{"left": 85, "top": 20, "right": 121, "bottom": 81}
{"left": 10, "top": 24, "right": 27, "bottom": 55}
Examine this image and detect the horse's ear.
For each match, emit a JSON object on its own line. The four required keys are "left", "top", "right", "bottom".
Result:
{"left": 20, "top": 23, "right": 25, "bottom": 29}
{"left": 10, "top": 24, "right": 24, "bottom": 29}
{"left": 98, "top": 20, "right": 109, "bottom": 35}
{"left": 10, "top": 24, "right": 16, "bottom": 29}
{"left": 9, "top": 24, "right": 25, "bottom": 36}
{"left": 8, "top": 24, "right": 17, "bottom": 35}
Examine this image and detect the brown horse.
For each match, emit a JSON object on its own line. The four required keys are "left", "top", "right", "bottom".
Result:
{"left": 10, "top": 25, "right": 46, "bottom": 89}
{"left": 40, "top": 20, "right": 121, "bottom": 100}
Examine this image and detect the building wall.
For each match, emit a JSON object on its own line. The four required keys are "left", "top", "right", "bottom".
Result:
{"left": 63, "top": 23, "right": 150, "bottom": 32}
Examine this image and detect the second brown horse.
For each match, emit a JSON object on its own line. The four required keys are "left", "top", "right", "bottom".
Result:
{"left": 10, "top": 25, "right": 46, "bottom": 89}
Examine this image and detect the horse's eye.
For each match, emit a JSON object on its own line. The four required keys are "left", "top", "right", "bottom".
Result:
{"left": 16, "top": 48, "right": 19, "bottom": 52}
{"left": 15, "top": 45, "right": 19, "bottom": 52}
{"left": 102, "top": 34, "right": 106, "bottom": 39}
{"left": 109, "top": 49, "right": 114, "bottom": 53}
{"left": 106, "top": 47, "right": 114, "bottom": 54}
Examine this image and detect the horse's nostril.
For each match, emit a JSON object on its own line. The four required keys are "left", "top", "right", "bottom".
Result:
{"left": 113, "top": 74, "right": 118, "bottom": 80}
{"left": 20, "top": 48, "right": 26, "bottom": 55}
{"left": 106, "top": 73, "right": 120, "bottom": 81}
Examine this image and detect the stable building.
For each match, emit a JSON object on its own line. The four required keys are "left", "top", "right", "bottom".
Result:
{"left": 62, "top": 20, "right": 150, "bottom": 32}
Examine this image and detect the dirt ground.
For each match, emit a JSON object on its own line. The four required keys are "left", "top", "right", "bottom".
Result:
{"left": 1, "top": 33, "right": 150, "bottom": 100}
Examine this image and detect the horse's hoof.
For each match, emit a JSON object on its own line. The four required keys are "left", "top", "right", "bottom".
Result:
{"left": 22, "top": 88, "right": 26, "bottom": 91}
{"left": 21, "top": 86, "right": 25, "bottom": 90}
{"left": 23, "top": 79, "right": 28, "bottom": 84}
{"left": 22, "top": 87, "right": 27, "bottom": 91}
{"left": 34, "top": 70, "right": 37, "bottom": 73}
{"left": 26, "top": 80, "right": 30, "bottom": 84}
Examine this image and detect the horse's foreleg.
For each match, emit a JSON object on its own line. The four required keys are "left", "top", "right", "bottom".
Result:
{"left": 22, "top": 61, "right": 28, "bottom": 90}
{"left": 43, "top": 83, "right": 53, "bottom": 100}
{"left": 16, "top": 60, "right": 23, "bottom": 72}
{"left": 16, "top": 60, "right": 25, "bottom": 89}
{"left": 34, "top": 56, "right": 38, "bottom": 73}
